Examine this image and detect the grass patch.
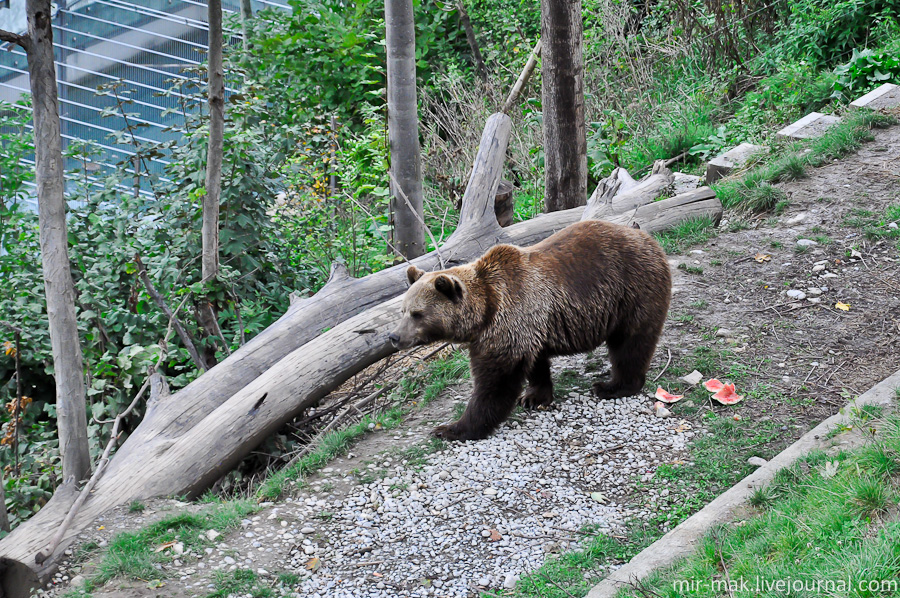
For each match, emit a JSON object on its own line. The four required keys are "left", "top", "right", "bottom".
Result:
{"left": 642, "top": 410, "right": 781, "bottom": 531}
{"left": 510, "top": 531, "right": 648, "bottom": 597}
{"left": 617, "top": 416, "right": 900, "bottom": 598}
{"left": 75, "top": 500, "right": 258, "bottom": 593}
{"left": 654, "top": 216, "right": 717, "bottom": 254}
{"left": 258, "top": 350, "right": 470, "bottom": 500}
{"left": 207, "top": 569, "right": 273, "bottom": 598}
{"left": 713, "top": 110, "right": 897, "bottom": 212}
{"left": 843, "top": 203, "right": 900, "bottom": 251}
{"left": 677, "top": 263, "right": 704, "bottom": 275}
{"left": 257, "top": 407, "right": 404, "bottom": 500}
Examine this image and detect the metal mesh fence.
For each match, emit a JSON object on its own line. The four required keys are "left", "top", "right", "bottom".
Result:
{"left": 0, "top": 0, "right": 288, "bottom": 205}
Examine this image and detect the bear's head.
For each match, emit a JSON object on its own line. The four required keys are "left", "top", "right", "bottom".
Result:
{"left": 388, "top": 264, "right": 472, "bottom": 350}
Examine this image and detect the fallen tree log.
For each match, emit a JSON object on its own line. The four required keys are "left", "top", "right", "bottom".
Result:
{"left": 0, "top": 129, "right": 723, "bottom": 597}
{"left": 583, "top": 160, "right": 674, "bottom": 221}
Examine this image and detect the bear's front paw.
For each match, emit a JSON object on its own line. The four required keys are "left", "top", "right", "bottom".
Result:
{"left": 432, "top": 422, "right": 487, "bottom": 441}
{"left": 592, "top": 380, "right": 642, "bottom": 399}
{"left": 521, "top": 386, "right": 554, "bottom": 410}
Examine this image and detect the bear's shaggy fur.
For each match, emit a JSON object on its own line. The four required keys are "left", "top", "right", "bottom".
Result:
{"left": 388, "top": 220, "right": 672, "bottom": 440}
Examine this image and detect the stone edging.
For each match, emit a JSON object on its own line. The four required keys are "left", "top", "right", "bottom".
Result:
{"left": 586, "top": 368, "right": 900, "bottom": 598}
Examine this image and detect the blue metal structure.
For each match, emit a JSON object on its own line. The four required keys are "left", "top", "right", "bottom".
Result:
{"left": 0, "top": 0, "right": 287, "bottom": 203}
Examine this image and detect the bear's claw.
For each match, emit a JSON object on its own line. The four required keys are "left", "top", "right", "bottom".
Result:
{"left": 432, "top": 422, "right": 488, "bottom": 441}
{"left": 521, "top": 386, "right": 554, "bottom": 410}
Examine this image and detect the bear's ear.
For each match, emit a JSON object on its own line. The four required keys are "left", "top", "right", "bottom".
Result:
{"left": 434, "top": 275, "right": 463, "bottom": 302}
{"left": 406, "top": 265, "right": 425, "bottom": 285}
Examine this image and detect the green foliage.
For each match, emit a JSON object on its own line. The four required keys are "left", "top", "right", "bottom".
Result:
{"left": 689, "top": 125, "right": 729, "bottom": 161}
{"left": 0, "top": 100, "right": 34, "bottom": 205}
{"left": 728, "top": 64, "right": 837, "bottom": 140}
{"left": 775, "top": 0, "right": 900, "bottom": 67}
{"left": 587, "top": 109, "right": 632, "bottom": 177}
{"left": 246, "top": 0, "right": 466, "bottom": 128}
{"left": 833, "top": 48, "right": 900, "bottom": 100}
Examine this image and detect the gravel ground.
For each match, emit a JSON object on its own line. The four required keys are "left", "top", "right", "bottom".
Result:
{"left": 39, "top": 355, "right": 693, "bottom": 598}
{"left": 279, "top": 385, "right": 691, "bottom": 597}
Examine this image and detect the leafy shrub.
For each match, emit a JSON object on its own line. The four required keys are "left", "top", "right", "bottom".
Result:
{"left": 689, "top": 125, "right": 729, "bottom": 161}
{"left": 776, "top": 0, "right": 900, "bottom": 67}
{"left": 833, "top": 48, "right": 900, "bottom": 100}
{"left": 728, "top": 64, "right": 837, "bottom": 140}
{"left": 587, "top": 109, "right": 632, "bottom": 177}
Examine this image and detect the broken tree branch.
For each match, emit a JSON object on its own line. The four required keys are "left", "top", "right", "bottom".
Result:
{"left": 0, "top": 29, "right": 28, "bottom": 48}
{"left": 502, "top": 39, "right": 542, "bottom": 114}
{"left": 134, "top": 254, "right": 207, "bottom": 372}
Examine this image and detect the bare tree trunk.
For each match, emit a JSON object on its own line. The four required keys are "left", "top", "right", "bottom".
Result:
{"left": 240, "top": 0, "right": 253, "bottom": 51}
{"left": 541, "top": 0, "right": 587, "bottom": 212}
{"left": 385, "top": 0, "right": 426, "bottom": 259}
{"left": 9, "top": 0, "right": 92, "bottom": 483}
{"left": 198, "top": 0, "right": 226, "bottom": 368}
{"left": 203, "top": 0, "right": 224, "bottom": 282}
{"left": 457, "top": 1, "right": 487, "bottom": 82}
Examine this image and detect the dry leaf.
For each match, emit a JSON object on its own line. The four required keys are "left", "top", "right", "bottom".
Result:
{"left": 154, "top": 541, "right": 176, "bottom": 553}
{"left": 590, "top": 492, "right": 607, "bottom": 504}
{"left": 754, "top": 253, "right": 771, "bottom": 263}
{"left": 305, "top": 557, "right": 321, "bottom": 571}
{"left": 820, "top": 460, "right": 840, "bottom": 479}
{"left": 835, "top": 302, "right": 850, "bottom": 311}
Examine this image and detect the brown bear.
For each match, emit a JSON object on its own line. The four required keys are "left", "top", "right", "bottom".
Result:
{"left": 388, "top": 219, "right": 672, "bottom": 441}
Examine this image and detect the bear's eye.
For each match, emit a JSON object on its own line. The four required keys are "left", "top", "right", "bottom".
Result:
{"left": 411, "top": 311, "right": 424, "bottom": 320}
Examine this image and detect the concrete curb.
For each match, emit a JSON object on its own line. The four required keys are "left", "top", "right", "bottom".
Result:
{"left": 586, "top": 368, "right": 900, "bottom": 598}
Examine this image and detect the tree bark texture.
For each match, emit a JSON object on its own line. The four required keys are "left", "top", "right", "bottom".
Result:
{"left": 541, "top": 0, "right": 587, "bottom": 212}
{"left": 385, "top": 0, "right": 426, "bottom": 259}
{"left": 0, "top": 111, "right": 723, "bottom": 595}
{"left": 494, "top": 180, "right": 515, "bottom": 227}
{"left": 26, "top": 0, "right": 91, "bottom": 484}
{"left": 203, "top": 0, "right": 224, "bottom": 283}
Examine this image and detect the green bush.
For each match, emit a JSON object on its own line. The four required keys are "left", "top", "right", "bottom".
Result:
{"left": 833, "top": 47, "right": 900, "bottom": 100}
{"left": 776, "top": 0, "right": 900, "bottom": 67}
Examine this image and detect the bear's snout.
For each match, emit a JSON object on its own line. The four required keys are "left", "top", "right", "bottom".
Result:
{"left": 387, "top": 332, "right": 401, "bottom": 347}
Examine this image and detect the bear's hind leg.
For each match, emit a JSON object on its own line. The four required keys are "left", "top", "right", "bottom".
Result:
{"left": 433, "top": 360, "right": 526, "bottom": 441}
{"left": 522, "top": 353, "right": 554, "bottom": 409}
{"left": 593, "top": 331, "right": 658, "bottom": 399}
